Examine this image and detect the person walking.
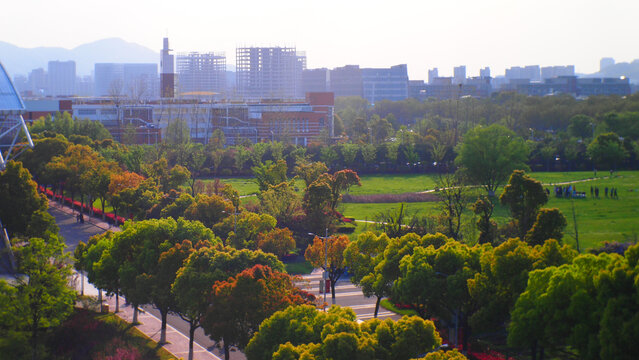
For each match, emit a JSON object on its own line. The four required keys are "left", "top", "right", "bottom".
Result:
{"left": 605, "top": 187, "right": 609, "bottom": 197}
{"left": 595, "top": 187, "right": 599, "bottom": 198}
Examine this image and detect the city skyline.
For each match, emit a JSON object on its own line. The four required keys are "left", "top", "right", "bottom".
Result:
{"left": 2, "top": 0, "right": 638, "bottom": 80}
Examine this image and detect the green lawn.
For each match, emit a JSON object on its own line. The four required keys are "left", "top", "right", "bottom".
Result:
{"left": 347, "top": 174, "right": 439, "bottom": 195}
{"left": 339, "top": 171, "right": 639, "bottom": 251}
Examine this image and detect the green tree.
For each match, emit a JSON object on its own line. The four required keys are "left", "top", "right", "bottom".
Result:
{"left": 165, "top": 119, "right": 190, "bottom": 145}
{"left": 472, "top": 195, "right": 497, "bottom": 244}
{"left": 294, "top": 161, "right": 328, "bottom": 188}
{"left": 455, "top": 124, "right": 529, "bottom": 195}
{"left": 524, "top": 208, "right": 567, "bottom": 246}
{"left": 343, "top": 232, "right": 391, "bottom": 317}
{"left": 2, "top": 236, "right": 75, "bottom": 360}
{"left": 0, "top": 161, "right": 47, "bottom": 237}
{"left": 260, "top": 181, "right": 304, "bottom": 225}
{"left": 393, "top": 239, "right": 483, "bottom": 349}
{"left": 499, "top": 170, "right": 548, "bottom": 239}
{"left": 587, "top": 132, "right": 627, "bottom": 171}
{"left": 184, "top": 193, "right": 233, "bottom": 229}
{"left": 253, "top": 160, "right": 289, "bottom": 192}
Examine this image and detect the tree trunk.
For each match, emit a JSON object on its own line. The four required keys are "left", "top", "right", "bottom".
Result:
{"left": 224, "top": 342, "right": 230, "bottom": 360}
{"left": 160, "top": 308, "right": 168, "bottom": 344}
{"left": 331, "top": 279, "right": 336, "bottom": 303}
{"left": 132, "top": 305, "right": 139, "bottom": 324}
{"left": 115, "top": 291, "right": 119, "bottom": 313}
{"left": 188, "top": 322, "right": 196, "bottom": 360}
{"left": 31, "top": 320, "right": 39, "bottom": 360}
{"left": 374, "top": 296, "right": 381, "bottom": 318}
{"left": 101, "top": 198, "right": 106, "bottom": 220}
{"left": 531, "top": 340, "right": 537, "bottom": 360}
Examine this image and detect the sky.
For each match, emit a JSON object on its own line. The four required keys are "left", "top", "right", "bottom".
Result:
{"left": 2, "top": 0, "right": 638, "bottom": 80}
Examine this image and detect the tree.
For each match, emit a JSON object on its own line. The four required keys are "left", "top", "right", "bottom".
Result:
{"left": 304, "top": 235, "right": 350, "bottom": 302}
{"left": 184, "top": 193, "right": 233, "bottom": 229}
{"left": 246, "top": 304, "right": 442, "bottom": 360}
{"left": 0, "top": 161, "right": 47, "bottom": 237}
{"left": 472, "top": 195, "right": 497, "bottom": 244}
{"left": 3, "top": 237, "right": 75, "bottom": 360}
{"left": 107, "top": 217, "right": 218, "bottom": 329}
{"left": 257, "top": 227, "right": 296, "bottom": 258}
{"left": 20, "top": 135, "right": 69, "bottom": 181}
{"left": 107, "top": 171, "right": 145, "bottom": 219}
{"left": 370, "top": 115, "right": 393, "bottom": 144}
{"left": 524, "top": 208, "right": 567, "bottom": 246}
{"left": 327, "top": 169, "right": 361, "bottom": 211}
{"left": 455, "top": 124, "right": 529, "bottom": 195}
{"left": 294, "top": 161, "right": 328, "bottom": 188}
{"left": 260, "top": 181, "right": 304, "bottom": 225}
{"left": 499, "top": 170, "right": 548, "bottom": 239}
{"left": 201, "top": 265, "right": 314, "bottom": 360}
{"left": 223, "top": 212, "right": 277, "bottom": 250}
{"left": 253, "top": 160, "right": 288, "bottom": 192}
{"left": 173, "top": 247, "right": 285, "bottom": 360}
{"left": 303, "top": 177, "right": 334, "bottom": 234}
{"left": 343, "top": 232, "right": 390, "bottom": 317}
{"left": 393, "top": 239, "right": 483, "bottom": 350}
{"left": 587, "top": 132, "right": 627, "bottom": 171}
{"left": 165, "top": 119, "right": 190, "bottom": 145}
{"left": 436, "top": 172, "right": 468, "bottom": 240}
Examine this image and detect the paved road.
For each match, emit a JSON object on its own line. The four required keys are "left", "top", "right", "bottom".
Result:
{"left": 48, "top": 204, "right": 244, "bottom": 360}
{"left": 296, "top": 270, "right": 401, "bottom": 322}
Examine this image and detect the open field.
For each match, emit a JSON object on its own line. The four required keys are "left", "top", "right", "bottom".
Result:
{"left": 338, "top": 171, "right": 639, "bottom": 251}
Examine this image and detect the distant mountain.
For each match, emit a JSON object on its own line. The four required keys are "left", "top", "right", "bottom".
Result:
{"left": 0, "top": 38, "right": 159, "bottom": 77}
{"left": 585, "top": 60, "right": 639, "bottom": 84}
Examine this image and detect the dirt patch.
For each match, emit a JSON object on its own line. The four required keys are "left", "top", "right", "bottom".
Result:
{"left": 342, "top": 192, "right": 440, "bottom": 203}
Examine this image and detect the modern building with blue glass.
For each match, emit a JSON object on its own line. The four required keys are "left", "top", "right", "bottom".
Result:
{"left": 361, "top": 64, "right": 409, "bottom": 104}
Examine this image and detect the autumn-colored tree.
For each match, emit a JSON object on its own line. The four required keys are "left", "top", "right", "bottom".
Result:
{"left": 201, "top": 265, "right": 314, "bottom": 360}
{"left": 257, "top": 227, "right": 296, "bottom": 257}
{"left": 304, "top": 235, "right": 350, "bottom": 302}
{"left": 327, "top": 169, "right": 361, "bottom": 211}
{"left": 173, "top": 247, "right": 284, "bottom": 360}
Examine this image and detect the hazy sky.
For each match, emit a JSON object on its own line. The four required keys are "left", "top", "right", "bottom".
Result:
{"left": 2, "top": 0, "right": 638, "bottom": 79}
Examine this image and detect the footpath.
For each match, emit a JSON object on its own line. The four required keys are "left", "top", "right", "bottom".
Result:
{"left": 51, "top": 200, "right": 222, "bottom": 360}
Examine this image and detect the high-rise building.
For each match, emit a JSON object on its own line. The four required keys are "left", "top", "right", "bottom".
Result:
{"left": 329, "top": 65, "right": 363, "bottom": 97}
{"left": 94, "top": 63, "right": 158, "bottom": 98}
{"left": 600, "top": 57, "right": 615, "bottom": 72}
{"left": 302, "top": 68, "right": 329, "bottom": 93}
{"left": 361, "top": 64, "right": 409, "bottom": 104}
{"left": 235, "top": 47, "right": 306, "bottom": 99}
{"left": 47, "top": 60, "right": 75, "bottom": 97}
{"left": 505, "top": 65, "right": 540, "bottom": 81}
{"left": 480, "top": 67, "right": 491, "bottom": 78}
{"left": 453, "top": 66, "right": 466, "bottom": 84}
{"left": 541, "top": 65, "right": 575, "bottom": 80}
{"left": 176, "top": 52, "right": 226, "bottom": 96}
{"left": 28, "top": 68, "right": 47, "bottom": 96}
{"left": 428, "top": 68, "right": 438, "bottom": 84}
{"left": 160, "top": 38, "right": 175, "bottom": 98}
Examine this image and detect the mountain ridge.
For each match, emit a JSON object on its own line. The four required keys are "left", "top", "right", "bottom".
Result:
{"left": 0, "top": 38, "right": 159, "bottom": 77}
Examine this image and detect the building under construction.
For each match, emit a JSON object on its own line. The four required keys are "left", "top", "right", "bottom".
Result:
{"left": 236, "top": 47, "right": 306, "bottom": 100}
{"left": 176, "top": 52, "right": 226, "bottom": 97}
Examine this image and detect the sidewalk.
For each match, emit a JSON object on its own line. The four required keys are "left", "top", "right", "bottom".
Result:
{"left": 53, "top": 200, "right": 222, "bottom": 360}
{"left": 75, "top": 275, "right": 221, "bottom": 360}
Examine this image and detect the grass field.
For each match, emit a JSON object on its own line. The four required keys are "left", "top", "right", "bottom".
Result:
{"left": 337, "top": 171, "right": 639, "bottom": 251}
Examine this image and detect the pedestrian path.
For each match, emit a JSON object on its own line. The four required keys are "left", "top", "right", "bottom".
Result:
{"left": 53, "top": 200, "right": 223, "bottom": 360}
{"left": 75, "top": 275, "right": 221, "bottom": 360}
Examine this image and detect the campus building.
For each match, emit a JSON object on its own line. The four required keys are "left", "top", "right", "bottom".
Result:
{"left": 176, "top": 52, "right": 226, "bottom": 96}
{"left": 361, "top": 64, "right": 409, "bottom": 104}
{"left": 235, "top": 47, "right": 306, "bottom": 100}
{"left": 47, "top": 60, "right": 76, "bottom": 97}
{"left": 23, "top": 92, "right": 335, "bottom": 146}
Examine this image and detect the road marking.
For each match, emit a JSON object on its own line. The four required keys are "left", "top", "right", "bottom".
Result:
{"left": 357, "top": 311, "right": 395, "bottom": 319}
{"left": 299, "top": 284, "right": 359, "bottom": 291}
{"left": 348, "top": 303, "right": 378, "bottom": 310}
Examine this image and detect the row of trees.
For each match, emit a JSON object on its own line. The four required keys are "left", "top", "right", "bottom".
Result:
{"left": 0, "top": 161, "right": 76, "bottom": 360}
{"left": 76, "top": 217, "right": 314, "bottom": 360}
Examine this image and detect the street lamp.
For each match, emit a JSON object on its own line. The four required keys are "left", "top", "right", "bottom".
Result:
{"left": 308, "top": 228, "right": 329, "bottom": 310}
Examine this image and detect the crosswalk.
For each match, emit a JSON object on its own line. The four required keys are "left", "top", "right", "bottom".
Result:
{"left": 295, "top": 271, "right": 399, "bottom": 321}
